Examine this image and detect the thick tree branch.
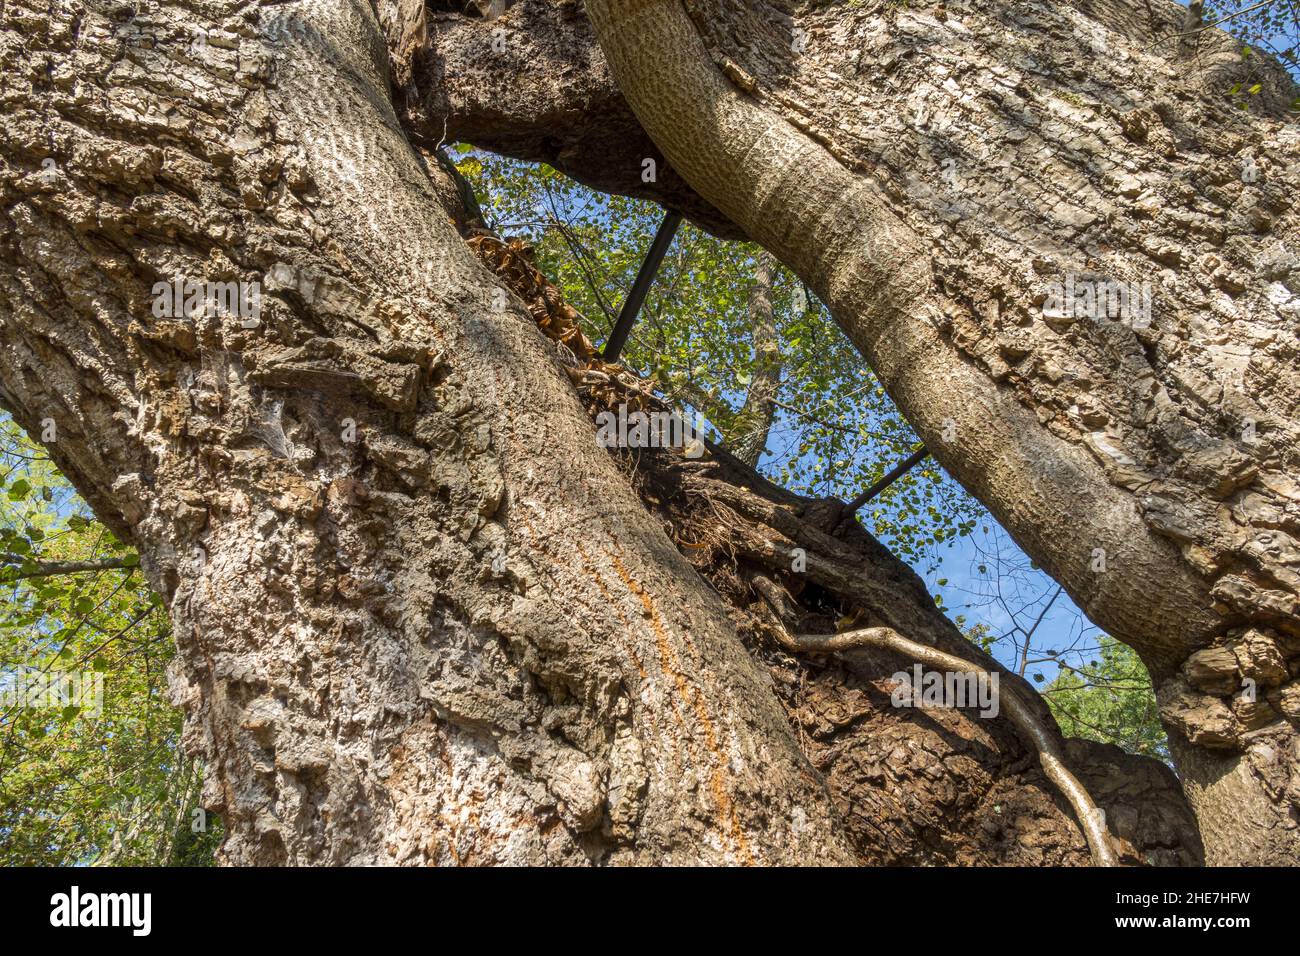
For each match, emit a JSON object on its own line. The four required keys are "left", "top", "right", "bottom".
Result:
{"left": 393, "top": 0, "right": 744, "bottom": 238}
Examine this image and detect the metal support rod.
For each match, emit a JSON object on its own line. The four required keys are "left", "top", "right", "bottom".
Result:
{"left": 603, "top": 210, "right": 682, "bottom": 362}
{"left": 845, "top": 446, "right": 930, "bottom": 514}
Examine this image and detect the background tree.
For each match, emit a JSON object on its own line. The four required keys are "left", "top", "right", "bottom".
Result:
{"left": 0, "top": 417, "right": 219, "bottom": 865}
{"left": 1045, "top": 637, "right": 1168, "bottom": 762}
{"left": 458, "top": 149, "right": 980, "bottom": 565}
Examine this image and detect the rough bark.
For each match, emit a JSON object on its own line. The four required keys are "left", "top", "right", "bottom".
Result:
{"left": 403, "top": 5, "right": 1300, "bottom": 863}
{"left": 393, "top": 0, "right": 741, "bottom": 236}
{"left": 0, "top": 0, "right": 1209, "bottom": 866}
{"left": 582, "top": 0, "right": 1300, "bottom": 864}
{"left": 0, "top": 0, "right": 866, "bottom": 864}
{"left": 631, "top": 446, "right": 1204, "bottom": 865}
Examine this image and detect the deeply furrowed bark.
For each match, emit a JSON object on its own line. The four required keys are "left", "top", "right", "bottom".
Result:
{"left": 0, "top": 0, "right": 866, "bottom": 864}
{"left": 582, "top": 0, "right": 1300, "bottom": 864}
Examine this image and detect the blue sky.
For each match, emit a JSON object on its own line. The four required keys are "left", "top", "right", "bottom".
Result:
{"left": 754, "top": 397, "right": 1102, "bottom": 685}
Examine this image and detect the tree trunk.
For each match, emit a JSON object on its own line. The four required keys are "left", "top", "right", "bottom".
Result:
{"left": 729, "top": 251, "right": 780, "bottom": 468}
{"left": 582, "top": 0, "right": 1300, "bottom": 864}
{"left": 0, "top": 0, "right": 868, "bottom": 864}
{"left": 0, "top": 0, "right": 1210, "bottom": 866}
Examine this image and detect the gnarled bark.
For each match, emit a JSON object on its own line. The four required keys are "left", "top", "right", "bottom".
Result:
{"left": 392, "top": 0, "right": 742, "bottom": 237}
{"left": 0, "top": 0, "right": 861, "bottom": 864}
{"left": 480, "top": 228, "right": 1200, "bottom": 863}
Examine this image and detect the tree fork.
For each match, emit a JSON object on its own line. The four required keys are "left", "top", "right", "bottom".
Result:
{"left": 464, "top": 216, "right": 1200, "bottom": 865}
{"left": 0, "top": 0, "right": 1232, "bottom": 866}
{"left": 0, "top": 0, "right": 860, "bottom": 865}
